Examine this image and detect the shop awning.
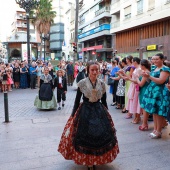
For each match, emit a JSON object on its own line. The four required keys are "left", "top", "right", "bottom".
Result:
{"left": 82, "top": 45, "right": 103, "bottom": 52}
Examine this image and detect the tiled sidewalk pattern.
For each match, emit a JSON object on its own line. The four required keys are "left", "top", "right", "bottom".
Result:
{"left": 0, "top": 87, "right": 170, "bottom": 170}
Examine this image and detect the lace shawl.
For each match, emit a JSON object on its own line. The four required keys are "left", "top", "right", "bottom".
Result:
{"left": 40, "top": 74, "right": 52, "bottom": 83}
{"left": 77, "top": 77, "right": 106, "bottom": 102}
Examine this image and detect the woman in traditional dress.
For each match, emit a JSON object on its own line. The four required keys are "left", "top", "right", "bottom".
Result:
{"left": 141, "top": 53, "right": 170, "bottom": 139}
{"left": 34, "top": 67, "right": 57, "bottom": 110}
{"left": 58, "top": 62, "right": 119, "bottom": 170}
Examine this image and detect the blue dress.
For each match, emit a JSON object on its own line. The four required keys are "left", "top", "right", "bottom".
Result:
{"left": 20, "top": 67, "right": 28, "bottom": 88}
{"left": 109, "top": 66, "right": 120, "bottom": 94}
{"left": 141, "top": 66, "right": 170, "bottom": 117}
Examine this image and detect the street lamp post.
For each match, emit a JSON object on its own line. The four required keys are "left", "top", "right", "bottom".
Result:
{"left": 41, "top": 33, "right": 49, "bottom": 62}
{"left": 15, "top": 0, "right": 40, "bottom": 64}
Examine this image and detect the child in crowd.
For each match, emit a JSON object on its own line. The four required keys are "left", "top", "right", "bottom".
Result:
{"left": 6, "top": 69, "right": 13, "bottom": 91}
{"left": 54, "top": 69, "right": 67, "bottom": 110}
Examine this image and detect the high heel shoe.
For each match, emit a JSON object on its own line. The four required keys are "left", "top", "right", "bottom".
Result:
{"left": 139, "top": 125, "right": 148, "bottom": 131}
{"left": 150, "top": 131, "right": 162, "bottom": 139}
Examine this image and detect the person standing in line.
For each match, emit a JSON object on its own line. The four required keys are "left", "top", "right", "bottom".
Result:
{"left": 136, "top": 59, "right": 151, "bottom": 131}
{"left": 54, "top": 70, "right": 67, "bottom": 110}
{"left": 76, "top": 61, "right": 86, "bottom": 83}
{"left": 141, "top": 53, "right": 170, "bottom": 139}
{"left": 29, "top": 62, "right": 37, "bottom": 89}
{"left": 58, "top": 62, "right": 119, "bottom": 170}
{"left": 74, "top": 61, "right": 79, "bottom": 79}
{"left": 13, "top": 62, "right": 20, "bottom": 89}
{"left": 20, "top": 63, "right": 28, "bottom": 89}
{"left": 66, "top": 61, "right": 74, "bottom": 86}
{"left": 36, "top": 62, "right": 42, "bottom": 88}
{"left": 125, "top": 57, "right": 141, "bottom": 123}
{"left": 109, "top": 60, "right": 120, "bottom": 106}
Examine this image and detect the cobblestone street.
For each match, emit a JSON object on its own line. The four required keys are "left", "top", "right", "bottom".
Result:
{"left": 0, "top": 87, "right": 170, "bottom": 170}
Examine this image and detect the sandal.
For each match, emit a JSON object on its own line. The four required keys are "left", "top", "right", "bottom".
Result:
{"left": 139, "top": 125, "right": 148, "bottom": 131}
{"left": 132, "top": 117, "right": 141, "bottom": 124}
{"left": 150, "top": 131, "right": 162, "bottom": 139}
{"left": 122, "top": 108, "right": 128, "bottom": 113}
{"left": 125, "top": 113, "right": 133, "bottom": 119}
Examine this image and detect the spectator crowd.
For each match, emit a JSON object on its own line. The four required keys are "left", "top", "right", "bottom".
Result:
{"left": 0, "top": 54, "right": 170, "bottom": 139}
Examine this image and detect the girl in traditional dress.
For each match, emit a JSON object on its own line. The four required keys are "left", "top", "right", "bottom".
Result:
{"left": 34, "top": 67, "right": 57, "bottom": 110}
{"left": 58, "top": 62, "right": 119, "bottom": 170}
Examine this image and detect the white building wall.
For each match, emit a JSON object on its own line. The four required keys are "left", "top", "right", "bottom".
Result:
{"left": 110, "top": 0, "right": 170, "bottom": 33}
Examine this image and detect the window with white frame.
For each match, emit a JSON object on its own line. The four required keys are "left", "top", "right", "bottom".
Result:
{"left": 137, "top": 0, "right": 143, "bottom": 14}
{"left": 148, "top": 0, "right": 155, "bottom": 10}
{"left": 124, "top": 5, "right": 131, "bottom": 19}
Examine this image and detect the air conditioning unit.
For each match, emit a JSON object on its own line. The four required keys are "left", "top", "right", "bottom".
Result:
{"left": 19, "top": 14, "right": 23, "bottom": 17}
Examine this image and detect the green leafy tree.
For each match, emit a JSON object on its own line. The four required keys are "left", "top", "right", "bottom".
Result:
{"left": 31, "top": 0, "right": 56, "bottom": 58}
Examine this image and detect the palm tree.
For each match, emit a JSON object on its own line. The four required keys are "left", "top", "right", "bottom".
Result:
{"left": 31, "top": 0, "right": 56, "bottom": 59}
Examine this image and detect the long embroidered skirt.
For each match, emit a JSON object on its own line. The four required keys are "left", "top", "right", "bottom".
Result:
{"left": 58, "top": 102, "right": 119, "bottom": 165}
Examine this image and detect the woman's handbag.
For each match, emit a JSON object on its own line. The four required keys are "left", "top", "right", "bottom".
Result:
{"left": 107, "top": 77, "right": 115, "bottom": 85}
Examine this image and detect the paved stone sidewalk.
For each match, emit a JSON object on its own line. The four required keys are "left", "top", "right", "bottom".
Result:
{"left": 0, "top": 87, "right": 170, "bottom": 170}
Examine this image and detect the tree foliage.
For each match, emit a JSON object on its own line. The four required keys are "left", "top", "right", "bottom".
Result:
{"left": 32, "top": 0, "right": 56, "bottom": 35}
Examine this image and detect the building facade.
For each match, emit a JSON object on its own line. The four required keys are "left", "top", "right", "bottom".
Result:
{"left": 78, "top": 0, "right": 113, "bottom": 61}
{"left": 63, "top": 2, "right": 75, "bottom": 61}
{"left": 5, "top": 8, "right": 39, "bottom": 62}
{"left": 50, "top": 0, "right": 65, "bottom": 61}
{"left": 110, "top": 0, "right": 170, "bottom": 60}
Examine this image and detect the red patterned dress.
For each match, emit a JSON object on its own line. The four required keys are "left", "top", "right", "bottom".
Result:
{"left": 58, "top": 78, "right": 119, "bottom": 166}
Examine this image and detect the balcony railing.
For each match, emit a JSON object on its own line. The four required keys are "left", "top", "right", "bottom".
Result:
{"left": 95, "top": 6, "right": 110, "bottom": 17}
{"left": 111, "top": 21, "right": 120, "bottom": 29}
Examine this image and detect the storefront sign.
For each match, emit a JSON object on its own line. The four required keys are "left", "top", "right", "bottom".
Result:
{"left": 147, "top": 45, "right": 157, "bottom": 51}
{"left": 78, "top": 24, "right": 110, "bottom": 39}
{"left": 82, "top": 45, "right": 103, "bottom": 52}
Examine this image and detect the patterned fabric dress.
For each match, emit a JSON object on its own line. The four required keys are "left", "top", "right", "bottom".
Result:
{"left": 141, "top": 66, "right": 170, "bottom": 117}
{"left": 138, "top": 76, "right": 150, "bottom": 106}
{"left": 58, "top": 78, "right": 119, "bottom": 166}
